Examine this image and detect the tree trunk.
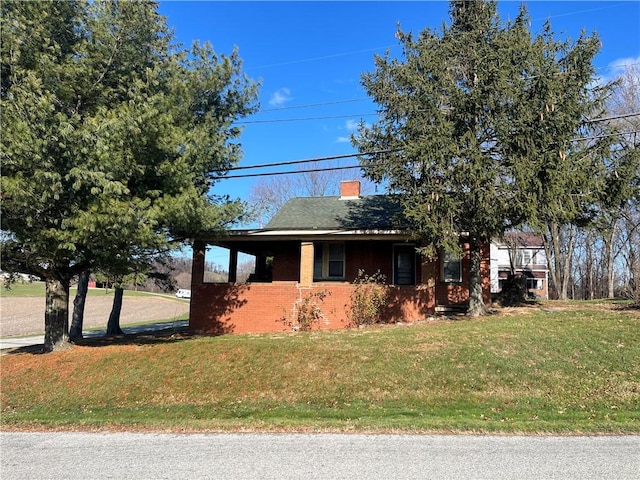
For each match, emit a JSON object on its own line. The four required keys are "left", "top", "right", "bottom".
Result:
{"left": 542, "top": 234, "right": 559, "bottom": 300}
{"left": 560, "top": 227, "right": 575, "bottom": 300}
{"left": 44, "top": 277, "right": 71, "bottom": 352}
{"left": 467, "top": 241, "right": 488, "bottom": 317}
{"left": 605, "top": 224, "right": 617, "bottom": 298}
{"left": 106, "top": 287, "right": 125, "bottom": 336}
{"left": 585, "top": 231, "right": 594, "bottom": 300}
{"left": 69, "top": 270, "right": 90, "bottom": 341}
{"left": 543, "top": 221, "right": 575, "bottom": 300}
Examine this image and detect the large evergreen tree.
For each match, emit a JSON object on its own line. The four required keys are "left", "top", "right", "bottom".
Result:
{"left": 500, "top": 20, "right": 613, "bottom": 300}
{"left": 1, "top": 1, "right": 258, "bottom": 350}
{"left": 353, "top": 0, "right": 613, "bottom": 312}
{"left": 353, "top": 1, "right": 528, "bottom": 315}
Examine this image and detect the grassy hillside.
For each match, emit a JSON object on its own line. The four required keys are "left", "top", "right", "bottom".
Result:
{"left": 1, "top": 303, "right": 638, "bottom": 433}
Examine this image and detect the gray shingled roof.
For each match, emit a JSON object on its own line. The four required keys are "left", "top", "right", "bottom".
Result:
{"left": 265, "top": 195, "right": 406, "bottom": 230}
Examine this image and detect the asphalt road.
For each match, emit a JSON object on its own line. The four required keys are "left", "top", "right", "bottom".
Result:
{"left": 1, "top": 432, "right": 638, "bottom": 479}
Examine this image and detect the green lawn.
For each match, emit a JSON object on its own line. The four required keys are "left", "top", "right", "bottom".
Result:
{"left": 1, "top": 304, "right": 638, "bottom": 433}
{"left": 0, "top": 281, "right": 47, "bottom": 297}
{"left": 0, "top": 281, "right": 175, "bottom": 298}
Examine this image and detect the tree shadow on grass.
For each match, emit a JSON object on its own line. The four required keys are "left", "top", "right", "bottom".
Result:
{"left": 2, "top": 324, "right": 194, "bottom": 355}
{"left": 75, "top": 325, "right": 194, "bottom": 349}
{"left": 613, "top": 303, "right": 640, "bottom": 314}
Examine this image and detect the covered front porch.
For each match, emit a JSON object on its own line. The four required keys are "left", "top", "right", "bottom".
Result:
{"left": 188, "top": 231, "right": 487, "bottom": 334}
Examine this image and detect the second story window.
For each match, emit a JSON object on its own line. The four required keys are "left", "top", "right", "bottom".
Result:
{"left": 518, "top": 249, "right": 532, "bottom": 266}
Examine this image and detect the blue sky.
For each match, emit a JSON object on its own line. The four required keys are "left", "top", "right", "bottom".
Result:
{"left": 158, "top": 1, "right": 640, "bottom": 205}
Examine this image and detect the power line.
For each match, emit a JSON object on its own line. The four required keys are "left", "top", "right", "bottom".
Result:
{"left": 215, "top": 127, "right": 638, "bottom": 180}
{"left": 235, "top": 112, "right": 377, "bottom": 125}
{"left": 576, "top": 130, "right": 640, "bottom": 142}
{"left": 235, "top": 109, "right": 639, "bottom": 126}
{"left": 245, "top": 45, "right": 397, "bottom": 70}
{"left": 585, "top": 112, "right": 640, "bottom": 123}
{"left": 531, "top": 2, "right": 626, "bottom": 22}
{"left": 259, "top": 98, "right": 369, "bottom": 113}
{"left": 222, "top": 163, "right": 366, "bottom": 180}
{"left": 221, "top": 149, "right": 401, "bottom": 172}
{"left": 251, "top": 69, "right": 628, "bottom": 118}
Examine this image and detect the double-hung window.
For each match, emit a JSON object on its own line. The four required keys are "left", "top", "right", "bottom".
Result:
{"left": 518, "top": 249, "right": 532, "bottom": 267}
{"left": 313, "top": 242, "right": 344, "bottom": 280}
{"left": 442, "top": 252, "right": 462, "bottom": 283}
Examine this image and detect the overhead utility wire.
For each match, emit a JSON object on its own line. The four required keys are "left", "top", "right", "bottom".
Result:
{"left": 254, "top": 77, "right": 639, "bottom": 116}
{"left": 221, "top": 130, "right": 638, "bottom": 180}
{"left": 222, "top": 163, "right": 368, "bottom": 180}
{"left": 219, "top": 125, "right": 639, "bottom": 175}
{"left": 585, "top": 111, "right": 640, "bottom": 123}
{"left": 246, "top": 45, "right": 397, "bottom": 70}
{"left": 216, "top": 127, "right": 639, "bottom": 180}
{"left": 221, "top": 149, "right": 401, "bottom": 172}
{"left": 578, "top": 130, "right": 640, "bottom": 142}
{"left": 235, "top": 110, "right": 639, "bottom": 126}
{"left": 235, "top": 112, "right": 377, "bottom": 125}
{"left": 259, "top": 98, "right": 369, "bottom": 113}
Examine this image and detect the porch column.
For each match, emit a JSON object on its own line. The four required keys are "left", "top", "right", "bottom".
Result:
{"left": 228, "top": 248, "right": 238, "bottom": 283}
{"left": 192, "top": 241, "right": 206, "bottom": 287}
{"left": 190, "top": 241, "right": 206, "bottom": 331}
{"left": 300, "top": 241, "right": 314, "bottom": 286}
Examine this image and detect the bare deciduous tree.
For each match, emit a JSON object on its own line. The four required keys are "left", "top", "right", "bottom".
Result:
{"left": 249, "top": 162, "right": 374, "bottom": 225}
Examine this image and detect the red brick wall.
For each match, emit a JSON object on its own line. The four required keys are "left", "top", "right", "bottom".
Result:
{"left": 434, "top": 243, "right": 492, "bottom": 307}
{"left": 271, "top": 241, "right": 300, "bottom": 282}
{"left": 189, "top": 282, "right": 437, "bottom": 334}
{"left": 190, "top": 283, "right": 299, "bottom": 334}
{"left": 345, "top": 241, "right": 394, "bottom": 281}
{"left": 189, "top": 239, "right": 490, "bottom": 335}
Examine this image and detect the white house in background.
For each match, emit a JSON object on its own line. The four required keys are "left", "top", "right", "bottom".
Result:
{"left": 490, "top": 232, "right": 549, "bottom": 299}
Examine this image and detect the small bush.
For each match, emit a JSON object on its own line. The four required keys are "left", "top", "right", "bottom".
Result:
{"left": 348, "top": 270, "right": 390, "bottom": 327}
{"left": 498, "top": 273, "right": 529, "bottom": 306}
{"left": 281, "top": 289, "right": 330, "bottom": 332}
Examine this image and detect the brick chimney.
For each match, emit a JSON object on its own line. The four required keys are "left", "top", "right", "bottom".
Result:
{"left": 340, "top": 180, "right": 361, "bottom": 199}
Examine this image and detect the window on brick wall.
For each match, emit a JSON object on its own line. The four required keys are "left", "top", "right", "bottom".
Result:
{"left": 441, "top": 252, "right": 462, "bottom": 283}
{"left": 313, "top": 242, "right": 344, "bottom": 280}
{"left": 527, "top": 278, "right": 541, "bottom": 290}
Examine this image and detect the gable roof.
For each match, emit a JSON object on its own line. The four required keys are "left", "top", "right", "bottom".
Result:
{"left": 495, "top": 231, "right": 544, "bottom": 248}
{"left": 265, "top": 195, "right": 406, "bottom": 231}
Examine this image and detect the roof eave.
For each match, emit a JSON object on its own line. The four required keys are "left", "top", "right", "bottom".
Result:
{"left": 198, "top": 228, "right": 412, "bottom": 242}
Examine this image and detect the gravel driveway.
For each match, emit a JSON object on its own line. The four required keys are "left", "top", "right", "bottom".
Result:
{"left": 0, "top": 293, "right": 189, "bottom": 337}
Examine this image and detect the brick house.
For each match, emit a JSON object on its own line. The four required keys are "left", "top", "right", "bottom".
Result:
{"left": 189, "top": 180, "right": 491, "bottom": 334}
